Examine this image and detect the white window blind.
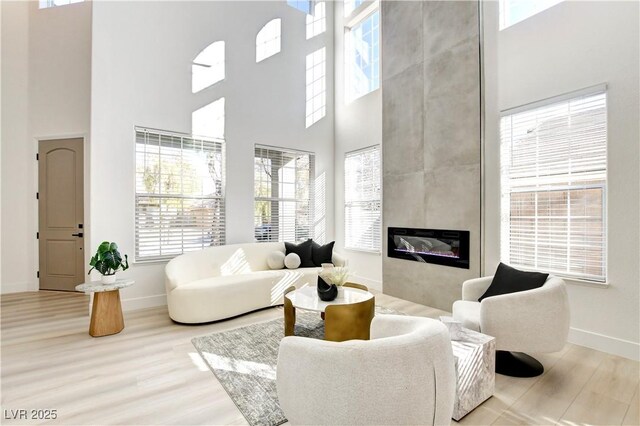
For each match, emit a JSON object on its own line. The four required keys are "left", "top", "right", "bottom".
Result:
{"left": 345, "top": 145, "right": 381, "bottom": 252}
{"left": 500, "top": 89, "right": 607, "bottom": 282}
{"left": 254, "top": 145, "right": 315, "bottom": 242}
{"left": 135, "top": 128, "right": 225, "bottom": 261}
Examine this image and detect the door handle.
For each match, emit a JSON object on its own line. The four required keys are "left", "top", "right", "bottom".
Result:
{"left": 72, "top": 232, "right": 83, "bottom": 237}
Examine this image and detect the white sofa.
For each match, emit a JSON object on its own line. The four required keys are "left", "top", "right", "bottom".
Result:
{"left": 165, "top": 242, "right": 346, "bottom": 323}
{"left": 276, "top": 315, "right": 456, "bottom": 425}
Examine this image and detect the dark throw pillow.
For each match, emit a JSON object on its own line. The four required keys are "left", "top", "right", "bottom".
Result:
{"left": 285, "top": 239, "right": 315, "bottom": 268}
{"left": 311, "top": 240, "right": 335, "bottom": 267}
{"left": 478, "top": 263, "right": 549, "bottom": 302}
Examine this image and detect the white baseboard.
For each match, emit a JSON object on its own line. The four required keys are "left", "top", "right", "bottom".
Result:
{"left": 121, "top": 294, "right": 167, "bottom": 312}
{"left": 1, "top": 281, "right": 34, "bottom": 294}
{"left": 569, "top": 327, "right": 640, "bottom": 361}
{"left": 351, "top": 274, "right": 383, "bottom": 291}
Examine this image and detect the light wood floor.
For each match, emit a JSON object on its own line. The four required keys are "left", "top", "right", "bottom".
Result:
{"left": 1, "top": 291, "right": 638, "bottom": 425}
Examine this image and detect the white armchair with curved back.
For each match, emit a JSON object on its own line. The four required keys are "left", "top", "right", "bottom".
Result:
{"left": 453, "top": 275, "right": 570, "bottom": 377}
{"left": 276, "top": 314, "right": 456, "bottom": 425}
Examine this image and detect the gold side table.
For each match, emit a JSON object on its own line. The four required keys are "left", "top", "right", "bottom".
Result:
{"left": 284, "top": 284, "right": 375, "bottom": 342}
{"left": 75, "top": 279, "right": 134, "bottom": 337}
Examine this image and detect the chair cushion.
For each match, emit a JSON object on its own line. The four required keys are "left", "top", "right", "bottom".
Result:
{"left": 478, "top": 262, "right": 549, "bottom": 302}
{"left": 285, "top": 239, "right": 314, "bottom": 267}
{"left": 452, "top": 300, "right": 481, "bottom": 332}
{"left": 311, "top": 240, "right": 335, "bottom": 266}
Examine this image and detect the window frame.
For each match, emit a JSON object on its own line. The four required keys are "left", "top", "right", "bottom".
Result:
{"left": 256, "top": 19, "right": 282, "bottom": 63}
{"left": 344, "top": 1, "right": 380, "bottom": 104}
{"left": 254, "top": 144, "right": 316, "bottom": 243}
{"left": 499, "top": 85, "right": 608, "bottom": 283}
{"left": 344, "top": 145, "right": 382, "bottom": 253}
{"left": 134, "top": 127, "right": 226, "bottom": 263}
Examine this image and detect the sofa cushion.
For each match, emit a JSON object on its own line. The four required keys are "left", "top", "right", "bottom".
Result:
{"left": 284, "top": 253, "right": 301, "bottom": 269}
{"left": 285, "top": 239, "right": 314, "bottom": 267}
{"left": 478, "top": 262, "right": 549, "bottom": 302}
{"left": 267, "top": 251, "right": 285, "bottom": 270}
{"left": 311, "top": 240, "right": 335, "bottom": 267}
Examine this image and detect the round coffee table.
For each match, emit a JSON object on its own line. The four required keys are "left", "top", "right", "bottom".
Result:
{"left": 284, "top": 285, "right": 375, "bottom": 342}
{"left": 76, "top": 279, "right": 134, "bottom": 337}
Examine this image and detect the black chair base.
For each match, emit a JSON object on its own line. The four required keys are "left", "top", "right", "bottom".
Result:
{"left": 495, "top": 350, "right": 544, "bottom": 377}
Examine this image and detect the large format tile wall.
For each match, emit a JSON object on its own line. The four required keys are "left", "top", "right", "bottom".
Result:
{"left": 381, "top": 1, "right": 482, "bottom": 311}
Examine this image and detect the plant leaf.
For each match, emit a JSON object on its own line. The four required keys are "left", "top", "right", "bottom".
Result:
{"left": 98, "top": 241, "right": 110, "bottom": 254}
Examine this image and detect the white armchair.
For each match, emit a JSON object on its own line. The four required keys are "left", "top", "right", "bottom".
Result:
{"left": 276, "top": 315, "right": 456, "bottom": 425}
{"left": 453, "top": 276, "right": 570, "bottom": 377}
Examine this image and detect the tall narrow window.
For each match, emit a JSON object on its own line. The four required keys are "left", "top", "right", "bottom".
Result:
{"left": 345, "top": 8, "right": 379, "bottom": 102}
{"left": 192, "top": 41, "right": 225, "bottom": 93}
{"left": 135, "top": 128, "right": 225, "bottom": 261}
{"left": 345, "top": 146, "right": 381, "bottom": 252}
{"left": 254, "top": 145, "right": 315, "bottom": 243}
{"left": 306, "top": 2, "right": 326, "bottom": 39}
{"left": 500, "top": 88, "right": 607, "bottom": 282}
{"left": 256, "top": 19, "right": 282, "bottom": 63}
{"left": 306, "top": 47, "right": 326, "bottom": 128}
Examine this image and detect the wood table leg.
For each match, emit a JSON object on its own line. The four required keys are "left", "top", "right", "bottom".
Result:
{"left": 284, "top": 286, "right": 296, "bottom": 337}
{"left": 324, "top": 296, "right": 375, "bottom": 342}
{"left": 89, "top": 290, "right": 124, "bottom": 337}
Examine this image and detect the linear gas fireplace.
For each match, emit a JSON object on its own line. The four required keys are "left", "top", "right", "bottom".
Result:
{"left": 388, "top": 227, "right": 470, "bottom": 269}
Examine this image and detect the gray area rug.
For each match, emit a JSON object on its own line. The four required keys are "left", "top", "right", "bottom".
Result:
{"left": 191, "top": 306, "right": 401, "bottom": 426}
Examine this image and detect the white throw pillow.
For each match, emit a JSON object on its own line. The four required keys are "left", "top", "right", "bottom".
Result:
{"left": 284, "top": 253, "right": 301, "bottom": 269}
{"left": 267, "top": 251, "right": 286, "bottom": 270}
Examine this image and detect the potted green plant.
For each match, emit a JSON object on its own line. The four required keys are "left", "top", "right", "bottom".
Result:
{"left": 88, "top": 241, "right": 129, "bottom": 284}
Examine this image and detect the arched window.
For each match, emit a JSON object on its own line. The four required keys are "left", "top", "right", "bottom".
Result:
{"left": 192, "top": 41, "right": 225, "bottom": 93}
{"left": 256, "top": 19, "right": 281, "bottom": 63}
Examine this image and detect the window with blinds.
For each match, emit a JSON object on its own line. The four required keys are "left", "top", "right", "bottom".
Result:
{"left": 254, "top": 145, "right": 315, "bottom": 243}
{"left": 344, "top": 145, "right": 381, "bottom": 252}
{"left": 500, "top": 88, "right": 607, "bottom": 282}
{"left": 135, "top": 128, "right": 225, "bottom": 261}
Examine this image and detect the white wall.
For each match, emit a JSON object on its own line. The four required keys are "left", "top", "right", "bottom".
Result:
{"left": 0, "top": 0, "right": 92, "bottom": 294}
{"left": 90, "top": 1, "right": 335, "bottom": 310}
{"left": 483, "top": 1, "right": 640, "bottom": 360}
{"left": 333, "top": 1, "right": 383, "bottom": 290}
{"left": 1, "top": 1, "right": 30, "bottom": 294}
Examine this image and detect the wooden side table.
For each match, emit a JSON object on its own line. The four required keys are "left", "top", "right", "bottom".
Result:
{"left": 76, "top": 279, "right": 134, "bottom": 337}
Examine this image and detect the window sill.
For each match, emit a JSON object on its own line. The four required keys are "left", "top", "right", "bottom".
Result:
{"left": 343, "top": 247, "right": 381, "bottom": 255}
{"left": 133, "top": 258, "right": 171, "bottom": 266}
{"left": 563, "top": 277, "right": 610, "bottom": 288}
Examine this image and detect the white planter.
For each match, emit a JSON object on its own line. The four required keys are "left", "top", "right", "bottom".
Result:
{"left": 101, "top": 274, "right": 117, "bottom": 284}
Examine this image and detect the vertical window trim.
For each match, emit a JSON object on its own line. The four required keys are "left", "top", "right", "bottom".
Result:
{"left": 499, "top": 85, "right": 608, "bottom": 283}
{"left": 344, "top": 145, "right": 382, "bottom": 253}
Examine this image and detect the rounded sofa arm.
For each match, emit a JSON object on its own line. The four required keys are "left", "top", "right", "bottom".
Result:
{"left": 165, "top": 254, "right": 200, "bottom": 292}
{"left": 480, "top": 277, "right": 570, "bottom": 352}
{"left": 332, "top": 251, "right": 347, "bottom": 267}
{"left": 462, "top": 276, "right": 494, "bottom": 301}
